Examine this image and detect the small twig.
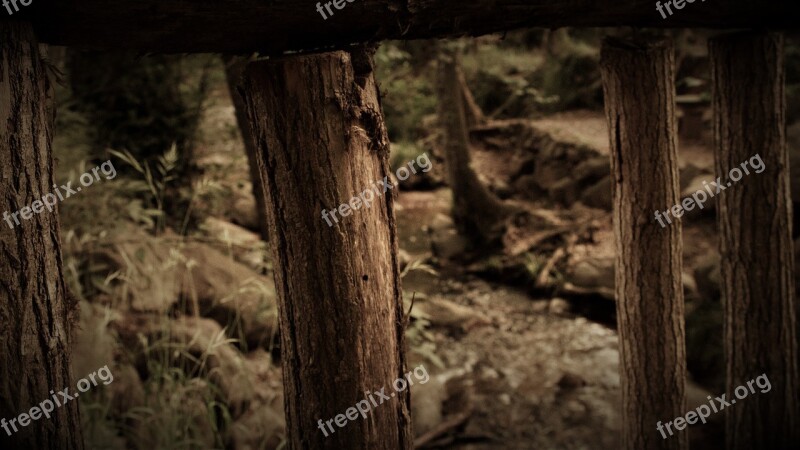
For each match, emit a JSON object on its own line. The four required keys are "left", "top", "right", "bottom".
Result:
{"left": 404, "top": 292, "right": 416, "bottom": 330}
{"left": 535, "top": 233, "right": 578, "bottom": 288}
{"left": 414, "top": 409, "right": 472, "bottom": 449}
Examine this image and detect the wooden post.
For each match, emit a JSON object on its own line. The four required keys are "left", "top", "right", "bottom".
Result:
{"left": 0, "top": 22, "right": 84, "bottom": 449}
{"left": 600, "top": 37, "right": 687, "bottom": 450}
{"left": 240, "top": 49, "right": 413, "bottom": 449}
{"left": 710, "top": 31, "right": 798, "bottom": 450}
{"left": 223, "top": 55, "right": 269, "bottom": 240}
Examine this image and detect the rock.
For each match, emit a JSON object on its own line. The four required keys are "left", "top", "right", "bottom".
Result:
{"left": 107, "top": 364, "right": 146, "bottom": 418}
{"left": 84, "top": 232, "right": 278, "bottom": 349}
{"left": 549, "top": 298, "right": 571, "bottom": 315}
{"left": 229, "top": 400, "right": 285, "bottom": 450}
{"left": 178, "top": 243, "right": 279, "bottom": 350}
{"left": 531, "top": 300, "right": 550, "bottom": 313}
{"left": 682, "top": 272, "right": 700, "bottom": 302}
{"left": 72, "top": 301, "right": 119, "bottom": 377}
{"left": 429, "top": 213, "right": 455, "bottom": 232}
{"left": 227, "top": 350, "right": 285, "bottom": 449}
{"left": 573, "top": 157, "right": 610, "bottom": 181}
{"left": 197, "top": 217, "right": 268, "bottom": 271}
{"left": 430, "top": 229, "right": 469, "bottom": 260}
{"left": 133, "top": 377, "right": 219, "bottom": 449}
{"left": 567, "top": 258, "right": 614, "bottom": 291}
{"left": 563, "top": 399, "right": 588, "bottom": 422}
{"left": 415, "top": 296, "right": 491, "bottom": 331}
{"left": 411, "top": 375, "right": 447, "bottom": 437}
{"left": 694, "top": 251, "right": 721, "bottom": 302}
{"left": 580, "top": 176, "right": 612, "bottom": 210}
{"left": 680, "top": 174, "right": 717, "bottom": 212}
{"left": 679, "top": 163, "right": 704, "bottom": 191}
{"left": 86, "top": 232, "right": 183, "bottom": 313}
{"left": 549, "top": 177, "right": 582, "bottom": 206}
{"left": 428, "top": 213, "right": 469, "bottom": 260}
{"left": 557, "top": 372, "right": 587, "bottom": 390}
{"left": 229, "top": 185, "right": 260, "bottom": 231}
{"left": 112, "top": 315, "right": 255, "bottom": 417}
{"left": 512, "top": 173, "right": 548, "bottom": 201}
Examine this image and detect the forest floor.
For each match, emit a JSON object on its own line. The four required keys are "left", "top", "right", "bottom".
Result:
{"left": 60, "top": 81, "right": 730, "bottom": 449}
{"left": 182, "top": 85, "right": 728, "bottom": 449}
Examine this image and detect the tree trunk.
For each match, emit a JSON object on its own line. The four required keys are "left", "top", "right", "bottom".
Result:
{"left": 600, "top": 37, "right": 687, "bottom": 450}
{"left": 0, "top": 22, "right": 84, "bottom": 449}
{"left": 709, "top": 31, "right": 799, "bottom": 450}
{"left": 240, "top": 49, "right": 413, "bottom": 449}
{"left": 437, "top": 47, "right": 511, "bottom": 245}
{"left": 458, "top": 67, "right": 485, "bottom": 128}
{"left": 223, "top": 55, "right": 269, "bottom": 241}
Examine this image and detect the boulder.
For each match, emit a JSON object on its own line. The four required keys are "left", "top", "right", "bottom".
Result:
{"left": 414, "top": 296, "right": 491, "bottom": 331}
{"left": 580, "top": 176, "right": 612, "bottom": 209}
{"left": 178, "top": 243, "right": 279, "bottom": 350}
{"left": 693, "top": 251, "right": 721, "bottom": 302}
{"left": 112, "top": 315, "right": 255, "bottom": 417}
{"left": 197, "top": 217, "right": 268, "bottom": 271}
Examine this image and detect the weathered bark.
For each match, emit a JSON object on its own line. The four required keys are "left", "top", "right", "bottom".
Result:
{"left": 223, "top": 55, "right": 269, "bottom": 241}
{"left": 600, "top": 37, "right": 687, "bottom": 450}
{"left": 709, "top": 31, "right": 799, "bottom": 450}
{"left": 437, "top": 48, "right": 512, "bottom": 244}
{"left": 22, "top": 1, "right": 797, "bottom": 54}
{"left": 0, "top": 22, "right": 84, "bottom": 449}
{"left": 240, "top": 49, "right": 412, "bottom": 449}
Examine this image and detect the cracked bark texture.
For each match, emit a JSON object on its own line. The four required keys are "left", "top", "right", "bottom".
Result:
{"left": 240, "top": 49, "right": 412, "bottom": 450}
{"left": 0, "top": 22, "right": 84, "bottom": 449}
{"left": 600, "top": 37, "right": 687, "bottom": 450}
{"left": 710, "top": 31, "right": 798, "bottom": 450}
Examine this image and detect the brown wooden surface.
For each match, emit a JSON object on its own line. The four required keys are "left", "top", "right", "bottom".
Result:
{"left": 241, "top": 49, "right": 412, "bottom": 449}
{"left": 0, "top": 22, "right": 84, "bottom": 450}
{"left": 223, "top": 56, "right": 270, "bottom": 241}
{"left": 14, "top": 0, "right": 798, "bottom": 54}
{"left": 710, "top": 31, "right": 799, "bottom": 450}
{"left": 600, "top": 36, "right": 687, "bottom": 450}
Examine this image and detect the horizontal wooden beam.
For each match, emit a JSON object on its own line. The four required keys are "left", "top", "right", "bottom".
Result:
{"left": 15, "top": 0, "right": 798, "bottom": 54}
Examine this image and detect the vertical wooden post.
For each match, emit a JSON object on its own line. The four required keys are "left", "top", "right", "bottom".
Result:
{"left": 241, "top": 49, "right": 412, "bottom": 449}
{"left": 0, "top": 22, "right": 84, "bottom": 449}
{"left": 600, "top": 37, "right": 687, "bottom": 450}
{"left": 223, "top": 55, "right": 270, "bottom": 241}
{"left": 710, "top": 31, "right": 798, "bottom": 450}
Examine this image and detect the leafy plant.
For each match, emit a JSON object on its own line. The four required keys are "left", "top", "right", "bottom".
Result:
{"left": 109, "top": 146, "right": 178, "bottom": 233}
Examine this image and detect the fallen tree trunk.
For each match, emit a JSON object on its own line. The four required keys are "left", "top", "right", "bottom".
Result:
{"left": 21, "top": 0, "right": 798, "bottom": 53}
